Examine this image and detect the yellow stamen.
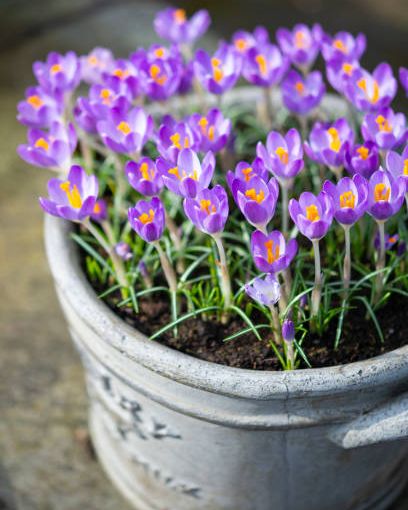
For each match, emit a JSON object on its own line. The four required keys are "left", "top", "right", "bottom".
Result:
{"left": 374, "top": 183, "right": 390, "bottom": 202}
{"left": 211, "top": 58, "right": 224, "bottom": 83}
{"left": 170, "top": 132, "right": 182, "bottom": 149}
{"left": 88, "top": 55, "right": 99, "bottom": 66}
{"left": 50, "top": 64, "right": 62, "bottom": 74}
{"left": 140, "top": 162, "right": 151, "bottom": 181}
{"left": 235, "top": 38, "right": 247, "bottom": 52}
{"left": 357, "top": 78, "right": 380, "bottom": 104}
{"left": 139, "top": 209, "right": 155, "bottom": 225}
{"left": 60, "top": 181, "right": 82, "bottom": 209}
{"left": 100, "top": 88, "right": 111, "bottom": 105}
{"left": 255, "top": 54, "right": 267, "bottom": 76}
{"left": 208, "top": 126, "right": 215, "bottom": 141}
{"left": 200, "top": 199, "right": 217, "bottom": 215}
{"left": 295, "top": 81, "right": 305, "bottom": 95}
{"left": 93, "top": 202, "right": 101, "bottom": 214}
{"left": 154, "top": 47, "right": 165, "bottom": 58}
{"left": 356, "top": 146, "right": 369, "bottom": 160}
{"left": 339, "top": 191, "right": 355, "bottom": 208}
{"left": 198, "top": 117, "right": 208, "bottom": 134}
{"left": 327, "top": 127, "right": 341, "bottom": 152}
{"left": 173, "top": 8, "right": 186, "bottom": 24}
{"left": 403, "top": 159, "right": 408, "bottom": 176}
{"left": 375, "top": 115, "right": 392, "bottom": 133}
{"left": 211, "top": 58, "right": 221, "bottom": 67}
{"left": 34, "top": 137, "right": 49, "bottom": 151}
{"left": 294, "top": 30, "right": 307, "bottom": 49}
{"left": 113, "top": 68, "right": 129, "bottom": 79}
{"left": 242, "top": 167, "right": 253, "bottom": 182}
{"left": 342, "top": 63, "right": 354, "bottom": 76}
{"left": 306, "top": 204, "right": 320, "bottom": 222}
{"left": 389, "top": 236, "right": 396, "bottom": 243}
{"left": 245, "top": 188, "right": 265, "bottom": 203}
{"left": 149, "top": 64, "right": 167, "bottom": 85}
{"left": 117, "top": 121, "right": 132, "bottom": 135}
{"left": 333, "top": 39, "right": 347, "bottom": 53}
{"left": 27, "top": 95, "right": 44, "bottom": 109}
{"left": 264, "top": 239, "right": 280, "bottom": 264}
{"left": 168, "top": 166, "right": 181, "bottom": 179}
{"left": 275, "top": 147, "right": 289, "bottom": 165}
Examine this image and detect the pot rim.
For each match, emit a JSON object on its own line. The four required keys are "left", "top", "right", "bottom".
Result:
{"left": 45, "top": 214, "right": 408, "bottom": 400}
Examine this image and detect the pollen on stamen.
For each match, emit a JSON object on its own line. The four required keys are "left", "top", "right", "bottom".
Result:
{"left": 333, "top": 39, "right": 347, "bottom": 53}
{"left": 275, "top": 147, "right": 289, "bottom": 165}
{"left": 327, "top": 127, "right": 341, "bottom": 152}
{"left": 255, "top": 54, "right": 267, "bottom": 76}
{"left": 374, "top": 183, "right": 390, "bottom": 202}
{"left": 245, "top": 188, "right": 265, "bottom": 203}
{"left": 356, "top": 146, "right": 369, "bottom": 160}
{"left": 295, "top": 81, "right": 305, "bottom": 95}
{"left": 339, "top": 191, "right": 355, "bottom": 209}
{"left": 173, "top": 8, "right": 186, "bottom": 24}
{"left": 50, "top": 64, "right": 63, "bottom": 74}
{"left": 264, "top": 240, "right": 280, "bottom": 264}
{"left": 403, "top": 159, "right": 408, "bottom": 176}
{"left": 34, "top": 137, "right": 50, "bottom": 151}
{"left": 27, "top": 95, "right": 44, "bottom": 109}
{"left": 235, "top": 38, "right": 247, "bottom": 52}
{"left": 242, "top": 167, "right": 253, "bottom": 182}
{"left": 117, "top": 121, "right": 132, "bottom": 135}
{"left": 139, "top": 209, "right": 155, "bottom": 225}
{"left": 306, "top": 204, "right": 320, "bottom": 222}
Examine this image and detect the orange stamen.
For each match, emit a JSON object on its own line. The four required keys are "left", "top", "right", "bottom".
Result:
{"left": 264, "top": 240, "right": 280, "bottom": 264}
{"left": 235, "top": 38, "right": 247, "bottom": 52}
{"left": 306, "top": 204, "right": 320, "bottom": 222}
{"left": 100, "top": 88, "right": 111, "bottom": 105}
{"left": 295, "top": 81, "right": 305, "bottom": 94}
{"left": 275, "top": 147, "right": 289, "bottom": 165}
{"left": 403, "top": 159, "right": 408, "bottom": 176}
{"left": 60, "top": 181, "right": 82, "bottom": 209}
{"left": 333, "top": 39, "right": 347, "bottom": 53}
{"left": 339, "top": 191, "right": 355, "bottom": 208}
{"left": 27, "top": 95, "right": 43, "bottom": 109}
{"left": 327, "top": 127, "right": 341, "bottom": 152}
{"left": 139, "top": 209, "right": 155, "bottom": 225}
{"left": 375, "top": 115, "right": 392, "bottom": 133}
{"left": 294, "top": 30, "right": 307, "bottom": 49}
{"left": 342, "top": 63, "right": 354, "bottom": 76}
{"left": 117, "top": 121, "right": 132, "bottom": 135}
{"left": 50, "top": 64, "right": 62, "bottom": 74}
{"left": 173, "top": 8, "right": 186, "bottom": 24}
{"left": 374, "top": 183, "right": 390, "bottom": 202}
{"left": 255, "top": 54, "right": 267, "bottom": 76}
{"left": 200, "top": 199, "right": 217, "bottom": 215}
{"left": 242, "top": 167, "right": 253, "bottom": 182}
{"left": 245, "top": 188, "right": 265, "bottom": 203}
{"left": 34, "top": 138, "right": 49, "bottom": 151}
{"left": 356, "top": 146, "right": 369, "bottom": 160}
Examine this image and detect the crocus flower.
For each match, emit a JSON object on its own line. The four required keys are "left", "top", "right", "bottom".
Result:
{"left": 125, "top": 158, "right": 164, "bottom": 196}
{"left": 103, "top": 58, "right": 141, "bottom": 99}
{"left": 231, "top": 26, "right": 269, "bottom": 54}
{"left": 153, "top": 8, "right": 210, "bottom": 44}
{"left": 115, "top": 241, "right": 133, "bottom": 261}
{"left": 133, "top": 45, "right": 183, "bottom": 101}
{"left": 281, "top": 70, "right": 325, "bottom": 115}
{"left": 242, "top": 43, "right": 288, "bottom": 88}
{"left": 188, "top": 108, "right": 231, "bottom": 153}
{"left": 386, "top": 144, "right": 408, "bottom": 192}
{"left": 177, "top": 61, "right": 194, "bottom": 95}
{"left": 323, "top": 174, "right": 368, "bottom": 225}
{"left": 97, "top": 106, "right": 153, "bottom": 154}
{"left": 276, "top": 24, "right": 323, "bottom": 71}
{"left": 183, "top": 185, "right": 229, "bottom": 235}
{"left": 326, "top": 58, "right": 360, "bottom": 94}
{"left": 80, "top": 47, "right": 115, "bottom": 84}
{"left": 321, "top": 31, "right": 366, "bottom": 63}
{"left": 361, "top": 108, "right": 408, "bottom": 150}
{"left": 231, "top": 175, "right": 279, "bottom": 232}
{"left": 257, "top": 128, "right": 304, "bottom": 183}
{"left": 157, "top": 148, "right": 215, "bottom": 198}
{"left": 304, "top": 118, "right": 354, "bottom": 171}
{"left": 282, "top": 319, "right": 295, "bottom": 342}
{"left": 289, "top": 191, "right": 334, "bottom": 240}
{"left": 194, "top": 43, "right": 242, "bottom": 95}
{"left": 366, "top": 169, "right": 405, "bottom": 220}
{"left": 250, "top": 230, "right": 298, "bottom": 273}
{"left": 226, "top": 158, "right": 269, "bottom": 190}
{"left": 400, "top": 67, "right": 408, "bottom": 96}
{"left": 39, "top": 165, "right": 98, "bottom": 221}
{"left": 90, "top": 198, "right": 108, "bottom": 223}
{"left": 128, "top": 196, "right": 165, "bottom": 243}
{"left": 345, "top": 64, "right": 397, "bottom": 112}
{"left": 374, "top": 232, "right": 399, "bottom": 251}
{"left": 33, "top": 51, "right": 80, "bottom": 95}
{"left": 245, "top": 273, "right": 281, "bottom": 307}
{"left": 156, "top": 115, "right": 199, "bottom": 163}
{"left": 17, "top": 86, "right": 63, "bottom": 128}
{"left": 344, "top": 142, "right": 380, "bottom": 179}
{"left": 18, "top": 121, "right": 77, "bottom": 172}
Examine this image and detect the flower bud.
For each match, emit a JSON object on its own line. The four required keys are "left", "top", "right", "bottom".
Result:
{"left": 282, "top": 319, "right": 295, "bottom": 343}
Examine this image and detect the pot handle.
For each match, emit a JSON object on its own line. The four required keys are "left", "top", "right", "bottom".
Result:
{"left": 329, "top": 392, "right": 408, "bottom": 449}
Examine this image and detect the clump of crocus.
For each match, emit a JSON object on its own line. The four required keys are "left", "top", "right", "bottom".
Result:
{"left": 289, "top": 191, "right": 334, "bottom": 316}
{"left": 323, "top": 175, "right": 368, "bottom": 289}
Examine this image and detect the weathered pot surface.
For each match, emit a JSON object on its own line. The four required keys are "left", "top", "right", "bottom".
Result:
{"left": 44, "top": 89, "right": 408, "bottom": 510}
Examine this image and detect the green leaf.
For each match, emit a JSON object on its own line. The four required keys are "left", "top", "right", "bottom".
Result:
{"left": 71, "top": 233, "right": 114, "bottom": 277}
{"left": 353, "top": 296, "right": 384, "bottom": 344}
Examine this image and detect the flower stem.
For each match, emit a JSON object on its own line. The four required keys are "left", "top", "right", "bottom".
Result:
{"left": 285, "top": 340, "right": 295, "bottom": 370}
{"left": 269, "top": 304, "right": 282, "bottom": 345}
{"left": 311, "top": 239, "right": 322, "bottom": 317}
{"left": 166, "top": 214, "right": 185, "bottom": 273}
{"left": 374, "top": 220, "right": 386, "bottom": 304}
{"left": 111, "top": 152, "right": 126, "bottom": 234}
{"left": 212, "top": 234, "right": 232, "bottom": 313}
{"left": 343, "top": 225, "right": 351, "bottom": 292}
{"left": 281, "top": 184, "right": 289, "bottom": 237}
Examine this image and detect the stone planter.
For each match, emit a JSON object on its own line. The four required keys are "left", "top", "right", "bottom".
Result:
{"left": 44, "top": 88, "right": 408, "bottom": 510}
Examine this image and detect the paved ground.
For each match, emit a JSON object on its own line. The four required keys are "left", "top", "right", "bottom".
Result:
{"left": 0, "top": 1, "right": 407, "bottom": 509}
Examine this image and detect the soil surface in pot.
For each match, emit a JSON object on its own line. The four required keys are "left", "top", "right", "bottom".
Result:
{"left": 103, "top": 290, "right": 407, "bottom": 370}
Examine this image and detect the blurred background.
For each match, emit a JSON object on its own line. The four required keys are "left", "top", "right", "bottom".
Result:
{"left": 0, "top": 1, "right": 407, "bottom": 508}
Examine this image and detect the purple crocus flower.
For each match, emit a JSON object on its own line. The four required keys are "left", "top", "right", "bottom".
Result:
{"left": 281, "top": 70, "right": 325, "bottom": 115}
{"left": 321, "top": 31, "right": 366, "bottom": 63}
{"left": 231, "top": 175, "right": 279, "bottom": 232}
{"left": 282, "top": 319, "right": 295, "bottom": 342}
{"left": 17, "top": 86, "right": 63, "bottom": 128}
{"left": 276, "top": 24, "right": 323, "bottom": 72}
{"left": 33, "top": 51, "right": 80, "bottom": 95}
{"left": 226, "top": 158, "right": 269, "bottom": 190}
{"left": 386, "top": 144, "right": 408, "bottom": 191}
{"left": 103, "top": 58, "right": 141, "bottom": 99}
{"left": 250, "top": 230, "right": 298, "bottom": 273}
{"left": 90, "top": 198, "right": 108, "bottom": 223}
{"left": 18, "top": 121, "right": 77, "bottom": 172}
{"left": 399, "top": 67, "right": 408, "bottom": 96}
{"left": 177, "top": 60, "right": 194, "bottom": 95}
{"left": 194, "top": 43, "right": 242, "bottom": 95}
{"left": 361, "top": 108, "right": 408, "bottom": 150}
{"left": 288, "top": 191, "right": 334, "bottom": 240}
{"left": 39, "top": 165, "right": 98, "bottom": 221}
{"left": 344, "top": 142, "right": 380, "bottom": 179}
{"left": 323, "top": 174, "right": 368, "bottom": 225}
{"left": 345, "top": 63, "right": 397, "bottom": 112}
{"left": 242, "top": 43, "right": 288, "bottom": 88}
{"left": 125, "top": 158, "right": 164, "bottom": 196}
{"left": 157, "top": 148, "right": 215, "bottom": 198}
{"left": 245, "top": 273, "right": 281, "bottom": 307}
{"left": 231, "top": 26, "right": 269, "bottom": 54}
{"left": 305, "top": 118, "right": 355, "bottom": 170}
{"left": 366, "top": 170, "right": 405, "bottom": 220}
{"left": 257, "top": 128, "right": 304, "bottom": 183}
{"left": 80, "top": 47, "right": 115, "bottom": 84}
{"left": 115, "top": 241, "right": 133, "bottom": 261}
{"left": 326, "top": 58, "right": 360, "bottom": 94}
{"left": 188, "top": 108, "right": 232, "bottom": 153}
{"left": 128, "top": 196, "right": 165, "bottom": 243}
{"left": 183, "top": 185, "right": 229, "bottom": 235}
{"left": 97, "top": 107, "right": 153, "bottom": 154}
{"left": 374, "top": 232, "right": 399, "bottom": 251}
{"left": 154, "top": 8, "right": 210, "bottom": 44}
{"left": 156, "top": 115, "right": 199, "bottom": 163}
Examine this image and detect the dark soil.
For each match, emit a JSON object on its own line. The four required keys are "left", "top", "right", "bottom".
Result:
{"left": 106, "top": 291, "right": 408, "bottom": 371}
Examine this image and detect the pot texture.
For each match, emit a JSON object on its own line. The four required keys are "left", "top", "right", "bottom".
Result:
{"left": 44, "top": 89, "right": 408, "bottom": 510}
